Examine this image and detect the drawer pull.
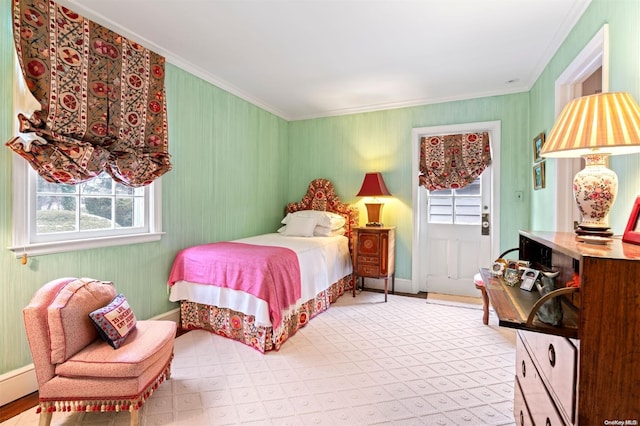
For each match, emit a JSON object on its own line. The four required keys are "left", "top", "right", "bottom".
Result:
{"left": 546, "top": 417, "right": 551, "bottom": 426}
{"left": 521, "top": 360, "right": 526, "bottom": 377}
{"left": 519, "top": 410, "right": 525, "bottom": 426}
{"left": 548, "top": 343, "right": 556, "bottom": 367}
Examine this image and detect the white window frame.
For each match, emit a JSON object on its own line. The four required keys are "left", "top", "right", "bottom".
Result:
{"left": 8, "top": 58, "right": 164, "bottom": 258}
{"left": 426, "top": 177, "right": 483, "bottom": 225}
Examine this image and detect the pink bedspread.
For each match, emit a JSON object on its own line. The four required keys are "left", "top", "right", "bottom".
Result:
{"left": 168, "top": 242, "right": 301, "bottom": 328}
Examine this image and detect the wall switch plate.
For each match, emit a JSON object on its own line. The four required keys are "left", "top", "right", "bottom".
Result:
{"left": 515, "top": 191, "right": 523, "bottom": 201}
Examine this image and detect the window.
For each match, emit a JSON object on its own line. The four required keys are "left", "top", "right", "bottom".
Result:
{"left": 427, "top": 177, "right": 482, "bottom": 225}
{"left": 34, "top": 174, "right": 148, "bottom": 242}
{"left": 10, "top": 62, "right": 163, "bottom": 258}
{"left": 10, "top": 159, "right": 163, "bottom": 257}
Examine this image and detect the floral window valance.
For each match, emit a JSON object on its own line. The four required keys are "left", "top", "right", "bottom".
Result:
{"left": 419, "top": 132, "right": 491, "bottom": 191}
{"left": 6, "top": 0, "right": 172, "bottom": 187}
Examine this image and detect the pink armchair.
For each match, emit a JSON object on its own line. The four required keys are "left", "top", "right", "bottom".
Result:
{"left": 23, "top": 277, "right": 176, "bottom": 426}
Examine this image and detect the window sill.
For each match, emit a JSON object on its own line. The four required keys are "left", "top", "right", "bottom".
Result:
{"left": 8, "top": 232, "right": 165, "bottom": 258}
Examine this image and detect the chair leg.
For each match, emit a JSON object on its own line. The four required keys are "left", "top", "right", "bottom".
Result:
{"left": 39, "top": 411, "right": 52, "bottom": 426}
{"left": 130, "top": 409, "right": 139, "bottom": 426}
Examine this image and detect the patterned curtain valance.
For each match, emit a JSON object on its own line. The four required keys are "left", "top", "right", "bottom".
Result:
{"left": 6, "top": 0, "right": 172, "bottom": 187}
{"left": 419, "top": 132, "right": 491, "bottom": 191}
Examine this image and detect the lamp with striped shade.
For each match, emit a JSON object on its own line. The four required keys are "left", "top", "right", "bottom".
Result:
{"left": 541, "top": 92, "right": 640, "bottom": 236}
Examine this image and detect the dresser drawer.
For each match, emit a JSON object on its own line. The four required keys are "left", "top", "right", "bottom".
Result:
{"left": 514, "top": 377, "right": 534, "bottom": 426}
{"left": 520, "top": 331, "right": 577, "bottom": 423}
{"left": 358, "top": 265, "right": 380, "bottom": 276}
{"left": 516, "top": 334, "right": 565, "bottom": 426}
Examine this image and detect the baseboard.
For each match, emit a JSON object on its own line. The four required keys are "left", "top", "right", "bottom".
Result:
{"left": 0, "top": 365, "right": 38, "bottom": 407}
{"left": 152, "top": 307, "right": 180, "bottom": 323}
{"left": 361, "top": 276, "right": 413, "bottom": 294}
{"left": 0, "top": 308, "right": 180, "bottom": 407}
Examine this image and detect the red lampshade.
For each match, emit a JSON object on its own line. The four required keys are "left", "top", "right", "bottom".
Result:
{"left": 357, "top": 172, "right": 391, "bottom": 226}
{"left": 356, "top": 172, "right": 391, "bottom": 197}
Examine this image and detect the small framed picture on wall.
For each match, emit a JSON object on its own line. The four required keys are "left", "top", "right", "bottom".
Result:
{"left": 533, "top": 161, "right": 545, "bottom": 190}
{"left": 533, "top": 132, "right": 545, "bottom": 162}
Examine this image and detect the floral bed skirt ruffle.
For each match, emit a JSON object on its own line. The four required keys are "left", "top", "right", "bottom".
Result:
{"left": 179, "top": 274, "right": 354, "bottom": 353}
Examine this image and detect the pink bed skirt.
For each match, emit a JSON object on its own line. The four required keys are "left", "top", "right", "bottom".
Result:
{"left": 179, "top": 274, "right": 355, "bottom": 353}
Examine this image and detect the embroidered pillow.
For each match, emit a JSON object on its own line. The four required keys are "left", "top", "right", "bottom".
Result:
{"left": 89, "top": 294, "right": 137, "bottom": 349}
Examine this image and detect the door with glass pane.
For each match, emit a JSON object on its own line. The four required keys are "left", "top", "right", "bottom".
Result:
{"left": 422, "top": 171, "right": 492, "bottom": 296}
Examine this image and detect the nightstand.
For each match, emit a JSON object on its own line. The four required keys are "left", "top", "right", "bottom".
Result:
{"left": 353, "top": 226, "right": 395, "bottom": 301}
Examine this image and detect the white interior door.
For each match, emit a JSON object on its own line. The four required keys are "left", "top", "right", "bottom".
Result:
{"left": 411, "top": 120, "right": 500, "bottom": 297}
{"left": 422, "top": 172, "right": 492, "bottom": 297}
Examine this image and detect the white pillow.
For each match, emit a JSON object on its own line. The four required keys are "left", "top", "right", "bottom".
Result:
{"left": 314, "top": 226, "right": 346, "bottom": 237}
{"left": 282, "top": 215, "right": 318, "bottom": 237}
{"left": 278, "top": 224, "right": 345, "bottom": 237}
{"left": 281, "top": 210, "right": 346, "bottom": 230}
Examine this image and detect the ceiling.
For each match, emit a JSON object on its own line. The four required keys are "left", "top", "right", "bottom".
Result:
{"left": 56, "top": 0, "right": 592, "bottom": 121}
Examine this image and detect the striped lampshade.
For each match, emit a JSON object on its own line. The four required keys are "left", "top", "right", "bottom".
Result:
{"left": 541, "top": 92, "right": 640, "bottom": 158}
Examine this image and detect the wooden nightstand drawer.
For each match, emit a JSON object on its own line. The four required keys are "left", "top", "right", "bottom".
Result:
{"left": 357, "top": 234, "right": 381, "bottom": 255}
{"left": 358, "top": 264, "right": 380, "bottom": 276}
{"left": 357, "top": 256, "right": 379, "bottom": 264}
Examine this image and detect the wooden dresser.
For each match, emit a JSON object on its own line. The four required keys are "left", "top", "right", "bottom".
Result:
{"left": 353, "top": 226, "right": 395, "bottom": 301}
{"left": 482, "top": 231, "right": 640, "bottom": 425}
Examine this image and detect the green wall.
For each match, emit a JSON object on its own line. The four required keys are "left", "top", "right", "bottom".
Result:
{"left": 2, "top": 0, "right": 640, "bottom": 381}
{"left": 288, "top": 96, "right": 532, "bottom": 279}
{"left": 529, "top": 0, "right": 640, "bottom": 232}
{"left": 0, "top": 0, "right": 288, "bottom": 375}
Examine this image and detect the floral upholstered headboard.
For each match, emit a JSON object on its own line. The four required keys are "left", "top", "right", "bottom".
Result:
{"left": 286, "top": 179, "right": 359, "bottom": 252}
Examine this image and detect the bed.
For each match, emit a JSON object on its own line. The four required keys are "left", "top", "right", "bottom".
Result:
{"left": 168, "top": 178, "right": 359, "bottom": 353}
